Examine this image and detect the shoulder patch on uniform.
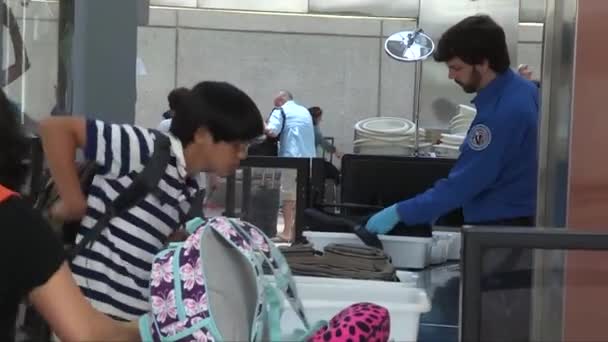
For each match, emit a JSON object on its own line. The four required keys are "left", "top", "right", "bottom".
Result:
{"left": 468, "top": 124, "right": 492, "bottom": 151}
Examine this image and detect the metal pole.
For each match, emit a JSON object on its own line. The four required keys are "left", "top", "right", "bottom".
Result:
{"left": 413, "top": 60, "right": 423, "bottom": 157}
{"left": 530, "top": 0, "right": 577, "bottom": 340}
{"left": 3, "top": 1, "right": 10, "bottom": 90}
{"left": 20, "top": 0, "right": 27, "bottom": 121}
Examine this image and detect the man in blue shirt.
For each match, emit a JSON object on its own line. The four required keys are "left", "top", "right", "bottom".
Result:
{"left": 366, "top": 15, "right": 539, "bottom": 233}
{"left": 366, "top": 17, "right": 539, "bottom": 340}
{"left": 266, "top": 90, "right": 315, "bottom": 242}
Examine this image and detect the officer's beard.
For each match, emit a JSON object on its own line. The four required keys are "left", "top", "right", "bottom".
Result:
{"left": 456, "top": 69, "right": 482, "bottom": 94}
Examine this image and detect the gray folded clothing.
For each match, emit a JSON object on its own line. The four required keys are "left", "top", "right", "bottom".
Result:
{"left": 324, "top": 243, "right": 394, "bottom": 274}
{"left": 279, "top": 243, "right": 316, "bottom": 253}
{"left": 283, "top": 243, "right": 397, "bottom": 281}
{"left": 279, "top": 243, "right": 317, "bottom": 258}
{"left": 324, "top": 243, "right": 384, "bottom": 257}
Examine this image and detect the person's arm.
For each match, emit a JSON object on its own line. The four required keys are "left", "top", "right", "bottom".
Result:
{"left": 315, "top": 126, "right": 337, "bottom": 154}
{"left": 368, "top": 108, "right": 533, "bottom": 233}
{"left": 39, "top": 117, "right": 154, "bottom": 220}
{"left": 265, "top": 108, "right": 284, "bottom": 137}
{"left": 395, "top": 113, "right": 529, "bottom": 225}
{"left": 29, "top": 263, "right": 140, "bottom": 341}
{"left": 0, "top": 4, "right": 30, "bottom": 87}
{"left": 38, "top": 117, "right": 88, "bottom": 220}
{"left": 5, "top": 196, "right": 140, "bottom": 341}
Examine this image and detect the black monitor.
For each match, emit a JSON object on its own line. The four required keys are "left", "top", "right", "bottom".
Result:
{"left": 340, "top": 154, "right": 463, "bottom": 226}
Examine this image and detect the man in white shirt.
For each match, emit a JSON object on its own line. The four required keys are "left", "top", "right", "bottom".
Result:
{"left": 265, "top": 90, "right": 316, "bottom": 242}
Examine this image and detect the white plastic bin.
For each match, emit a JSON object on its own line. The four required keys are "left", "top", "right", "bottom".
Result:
{"left": 429, "top": 234, "right": 450, "bottom": 265}
{"left": 433, "top": 231, "right": 462, "bottom": 260}
{"left": 355, "top": 142, "right": 434, "bottom": 156}
{"left": 278, "top": 274, "right": 419, "bottom": 288}
{"left": 270, "top": 276, "right": 431, "bottom": 341}
{"left": 303, "top": 231, "right": 433, "bottom": 269}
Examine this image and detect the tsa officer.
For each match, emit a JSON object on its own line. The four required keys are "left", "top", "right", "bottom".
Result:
{"left": 365, "top": 15, "right": 540, "bottom": 233}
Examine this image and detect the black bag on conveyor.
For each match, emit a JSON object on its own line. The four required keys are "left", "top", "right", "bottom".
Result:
{"left": 303, "top": 208, "right": 432, "bottom": 250}
{"left": 305, "top": 208, "right": 432, "bottom": 237}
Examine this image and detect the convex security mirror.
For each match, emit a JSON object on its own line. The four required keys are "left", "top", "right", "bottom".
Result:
{"left": 384, "top": 29, "right": 434, "bottom": 63}
{"left": 383, "top": 29, "right": 435, "bottom": 156}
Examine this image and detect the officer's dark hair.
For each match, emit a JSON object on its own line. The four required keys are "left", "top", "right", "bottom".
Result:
{"left": 170, "top": 81, "right": 264, "bottom": 145}
{"left": 167, "top": 87, "right": 189, "bottom": 110}
{"left": 0, "top": 88, "right": 28, "bottom": 190}
{"left": 434, "top": 15, "right": 511, "bottom": 73}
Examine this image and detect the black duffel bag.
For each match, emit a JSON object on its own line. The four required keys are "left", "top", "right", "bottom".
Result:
{"left": 248, "top": 108, "right": 286, "bottom": 156}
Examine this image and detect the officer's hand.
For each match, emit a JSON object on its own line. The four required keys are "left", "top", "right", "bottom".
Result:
{"left": 365, "top": 204, "right": 400, "bottom": 235}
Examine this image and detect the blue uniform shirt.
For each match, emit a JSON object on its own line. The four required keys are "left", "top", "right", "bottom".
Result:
{"left": 267, "top": 100, "right": 316, "bottom": 158}
{"left": 397, "top": 69, "right": 539, "bottom": 224}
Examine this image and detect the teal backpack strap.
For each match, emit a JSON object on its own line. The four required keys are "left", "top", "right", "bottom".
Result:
{"left": 262, "top": 282, "right": 327, "bottom": 342}
{"left": 185, "top": 217, "right": 206, "bottom": 235}
{"left": 138, "top": 314, "right": 154, "bottom": 342}
{"left": 263, "top": 243, "right": 327, "bottom": 340}
{"left": 264, "top": 283, "right": 285, "bottom": 341}
{"left": 229, "top": 219, "right": 326, "bottom": 341}
{"left": 205, "top": 217, "right": 268, "bottom": 342}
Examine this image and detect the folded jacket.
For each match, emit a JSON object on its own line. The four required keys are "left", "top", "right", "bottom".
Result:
{"left": 279, "top": 243, "right": 316, "bottom": 254}
{"left": 283, "top": 243, "right": 397, "bottom": 281}
{"left": 287, "top": 257, "right": 396, "bottom": 281}
{"left": 324, "top": 243, "right": 386, "bottom": 259}
{"left": 324, "top": 244, "right": 392, "bottom": 271}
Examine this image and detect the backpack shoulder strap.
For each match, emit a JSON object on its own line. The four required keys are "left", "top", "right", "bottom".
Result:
{"left": 266, "top": 107, "right": 287, "bottom": 138}
{"left": 70, "top": 130, "right": 172, "bottom": 260}
{"left": 0, "top": 184, "right": 16, "bottom": 203}
{"left": 225, "top": 219, "right": 315, "bottom": 339}
{"left": 111, "top": 130, "right": 171, "bottom": 213}
{"left": 180, "top": 188, "right": 206, "bottom": 224}
{"left": 278, "top": 108, "right": 286, "bottom": 137}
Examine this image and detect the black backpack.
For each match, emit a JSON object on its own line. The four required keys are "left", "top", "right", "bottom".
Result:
{"left": 248, "top": 108, "right": 286, "bottom": 156}
{"left": 34, "top": 130, "right": 205, "bottom": 260}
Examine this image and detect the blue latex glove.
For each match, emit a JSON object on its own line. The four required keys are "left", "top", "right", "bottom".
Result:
{"left": 365, "top": 204, "right": 401, "bottom": 234}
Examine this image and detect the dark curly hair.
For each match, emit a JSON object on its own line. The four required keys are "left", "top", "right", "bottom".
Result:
{"left": 170, "top": 81, "right": 264, "bottom": 145}
{"left": 0, "top": 89, "right": 28, "bottom": 190}
{"left": 168, "top": 87, "right": 189, "bottom": 111}
{"left": 433, "top": 15, "right": 511, "bottom": 73}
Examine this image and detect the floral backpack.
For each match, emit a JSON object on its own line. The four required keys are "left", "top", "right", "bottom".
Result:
{"left": 138, "top": 216, "right": 391, "bottom": 342}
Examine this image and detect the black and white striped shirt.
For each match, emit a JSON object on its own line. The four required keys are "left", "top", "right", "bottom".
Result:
{"left": 72, "top": 120, "right": 202, "bottom": 320}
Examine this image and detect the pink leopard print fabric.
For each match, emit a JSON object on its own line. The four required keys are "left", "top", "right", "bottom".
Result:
{"left": 307, "top": 302, "right": 390, "bottom": 342}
